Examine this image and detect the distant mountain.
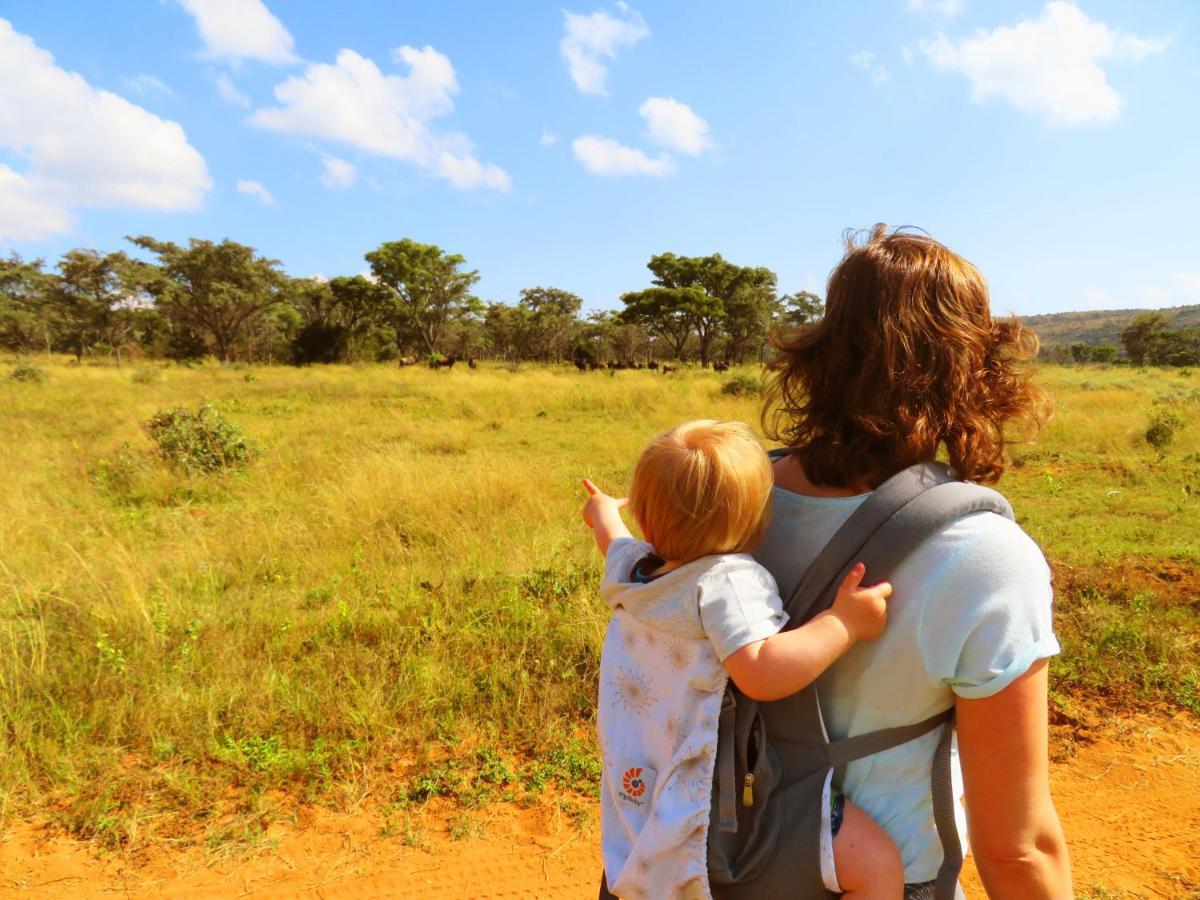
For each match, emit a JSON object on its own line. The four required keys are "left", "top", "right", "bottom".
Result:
{"left": 1018, "top": 304, "right": 1200, "bottom": 348}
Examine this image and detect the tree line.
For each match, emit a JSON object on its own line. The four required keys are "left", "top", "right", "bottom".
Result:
{"left": 1042, "top": 314, "right": 1200, "bottom": 367}
{"left": 0, "top": 236, "right": 826, "bottom": 367}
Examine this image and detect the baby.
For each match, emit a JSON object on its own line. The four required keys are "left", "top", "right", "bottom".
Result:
{"left": 583, "top": 419, "right": 902, "bottom": 899}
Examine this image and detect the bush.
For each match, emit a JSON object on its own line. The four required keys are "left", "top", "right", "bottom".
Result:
{"left": 1145, "top": 410, "right": 1186, "bottom": 450}
{"left": 143, "top": 402, "right": 254, "bottom": 474}
{"left": 9, "top": 363, "right": 47, "bottom": 383}
{"left": 721, "top": 374, "right": 763, "bottom": 397}
{"left": 131, "top": 368, "right": 161, "bottom": 385}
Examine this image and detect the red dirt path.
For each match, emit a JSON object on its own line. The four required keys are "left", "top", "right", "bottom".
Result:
{"left": 2, "top": 713, "right": 1196, "bottom": 898}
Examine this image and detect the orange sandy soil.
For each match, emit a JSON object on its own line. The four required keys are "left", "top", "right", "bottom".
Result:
{"left": 2, "top": 713, "right": 1196, "bottom": 899}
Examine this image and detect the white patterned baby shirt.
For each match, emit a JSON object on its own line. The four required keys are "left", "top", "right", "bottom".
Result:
{"left": 598, "top": 537, "right": 787, "bottom": 900}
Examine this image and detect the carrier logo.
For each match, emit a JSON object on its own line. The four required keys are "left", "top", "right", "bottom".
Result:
{"left": 622, "top": 767, "right": 647, "bottom": 797}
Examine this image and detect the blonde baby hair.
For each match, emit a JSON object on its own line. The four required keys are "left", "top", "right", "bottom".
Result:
{"left": 629, "top": 420, "right": 773, "bottom": 563}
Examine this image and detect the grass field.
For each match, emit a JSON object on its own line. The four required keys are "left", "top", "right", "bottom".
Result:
{"left": 1, "top": 358, "right": 1197, "bottom": 850}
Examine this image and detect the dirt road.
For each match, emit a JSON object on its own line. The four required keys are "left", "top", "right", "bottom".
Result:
{"left": 3, "top": 713, "right": 1196, "bottom": 898}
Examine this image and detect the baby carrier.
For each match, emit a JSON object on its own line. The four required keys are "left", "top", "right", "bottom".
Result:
{"left": 707, "top": 457, "right": 1014, "bottom": 900}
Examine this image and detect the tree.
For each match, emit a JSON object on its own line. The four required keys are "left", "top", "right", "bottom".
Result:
{"left": 291, "top": 275, "right": 394, "bottom": 363}
{"left": 1090, "top": 343, "right": 1118, "bottom": 364}
{"left": 518, "top": 287, "right": 583, "bottom": 361}
{"left": 780, "top": 291, "right": 825, "bottom": 328}
{"left": 51, "top": 249, "right": 150, "bottom": 365}
{"left": 620, "top": 252, "right": 777, "bottom": 366}
{"left": 365, "top": 239, "right": 480, "bottom": 355}
{"left": 1119, "top": 313, "right": 1169, "bottom": 366}
{"left": 128, "top": 236, "right": 287, "bottom": 362}
{"left": 619, "top": 285, "right": 707, "bottom": 361}
{"left": 0, "top": 254, "right": 54, "bottom": 356}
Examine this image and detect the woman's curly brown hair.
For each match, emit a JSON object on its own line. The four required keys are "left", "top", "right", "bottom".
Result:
{"left": 763, "top": 224, "right": 1050, "bottom": 488}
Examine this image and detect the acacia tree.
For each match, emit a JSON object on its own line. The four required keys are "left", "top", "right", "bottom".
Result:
{"left": 518, "top": 287, "right": 583, "bottom": 361}
{"left": 364, "top": 239, "right": 480, "bottom": 356}
{"left": 780, "top": 291, "right": 825, "bottom": 328}
{"left": 129, "top": 236, "right": 287, "bottom": 362}
{"left": 0, "top": 253, "right": 54, "bottom": 356}
{"left": 52, "top": 249, "right": 151, "bottom": 365}
{"left": 291, "top": 275, "right": 395, "bottom": 363}
{"left": 621, "top": 253, "right": 776, "bottom": 366}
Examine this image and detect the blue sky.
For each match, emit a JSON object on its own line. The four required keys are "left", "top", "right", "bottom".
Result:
{"left": 1, "top": 0, "right": 1197, "bottom": 316}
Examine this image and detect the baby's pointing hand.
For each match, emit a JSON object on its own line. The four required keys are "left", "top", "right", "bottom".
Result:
{"left": 581, "top": 478, "right": 628, "bottom": 529}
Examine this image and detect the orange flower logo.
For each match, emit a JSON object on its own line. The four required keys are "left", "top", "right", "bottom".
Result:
{"left": 622, "top": 767, "right": 646, "bottom": 797}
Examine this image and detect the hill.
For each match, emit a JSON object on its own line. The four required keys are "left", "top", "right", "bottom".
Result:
{"left": 1019, "top": 304, "right": 1200, "bottom": 348}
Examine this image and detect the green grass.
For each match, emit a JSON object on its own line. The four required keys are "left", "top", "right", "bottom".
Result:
{"left": 0, "top": 358, "right": 1196, "bottom": 846}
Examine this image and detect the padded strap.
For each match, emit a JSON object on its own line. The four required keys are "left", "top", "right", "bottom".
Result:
{"left": 717, "top": 691, "right": 738, "bottom": 833}
{"left": 931, "top": 712, "right": 963, "bottom": 900}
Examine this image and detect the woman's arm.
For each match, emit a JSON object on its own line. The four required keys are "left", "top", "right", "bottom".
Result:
{"left": 956, "top": 659, "right": 1072, "bottom": 899}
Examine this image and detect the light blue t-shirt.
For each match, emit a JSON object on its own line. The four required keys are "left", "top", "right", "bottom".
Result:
{"left": 753, "top": 485, "right": 1060, "bottom": 883}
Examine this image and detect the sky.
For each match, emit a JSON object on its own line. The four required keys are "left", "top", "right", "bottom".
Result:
{"left": 1, "top": 0, "right": 1197, "bottom": 316}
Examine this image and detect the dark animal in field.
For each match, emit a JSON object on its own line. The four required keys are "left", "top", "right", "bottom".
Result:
{"left": 575, "top": 358, "right": 588, "bottom": 373}
{"left": 430, "top": 356, "right": 457, "bottom": 370}
{"left": 713, "top": 360, "right": 730, "bottom": 373}
{"left": 468, "top": 357, "right": 478, "bottom": 369}
{"left": 661, "top": 364, "right": 678, "bottom": 374}
{"left": 631, "top": 362, "right": 644, "bottom": 370}
{"left": 647, "top": 361, "right": 659, "bottom": 371}
{"left": 398, "top": 355, "right": 418, "bottom": 367}
{"left": 589, "top": 361, "right": 604, "bottom": 371}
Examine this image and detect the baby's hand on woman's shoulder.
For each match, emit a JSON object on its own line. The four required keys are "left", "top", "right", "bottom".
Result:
{"left": 830, "top": 563, "right": 892, "bottom": 642}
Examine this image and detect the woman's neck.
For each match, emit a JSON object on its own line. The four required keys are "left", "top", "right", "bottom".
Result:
{"left": 772, "top": 453, "right": 873, "bottom": 497}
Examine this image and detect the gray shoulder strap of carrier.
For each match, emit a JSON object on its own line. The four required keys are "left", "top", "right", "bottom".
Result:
{"left": 775, "top": 452, "right": 1014, "bottom": 900}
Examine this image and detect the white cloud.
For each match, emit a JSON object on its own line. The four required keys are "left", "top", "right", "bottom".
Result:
{"left": 237, "top": 178, "right": 277, "bottom": 207}
{"left": 638, "top": 97, "right": 712, "bottom": 155}
{"left": 539, "top": 129, "right": 560, "bottom": 146}
{"left": 177, "top": 0, "right": 297, "bottom": 64}
{"left": 215, "top": 72, "right": 251, "bottom": 107}
{"left": 122, "top": 74, "right": 176, "bottom": 99}
{"left": 251, "top": 45, "right": 510, "bottom": 191}
{"left": 560, "top": 5, "right": 649, "bottom": 95}
{"left": 0, "top": 18, "right": 211, "bottom": 241}
{"left": 900, "top": 45, "right": 915, "bottom": 64}
{"left": 920, "top": 2, "right": 1169, "bottom": 125}
{"left": 572, "top": 135, "right": 674, "bottom": 177}
{"left": 318, "top": 154, "right": 357, "bottom": 189}
{"left": 906, "top": 0, "right": 965, "bottom": 17}
{"left": 850, "top": 50, "right": 890, "bottom": 86}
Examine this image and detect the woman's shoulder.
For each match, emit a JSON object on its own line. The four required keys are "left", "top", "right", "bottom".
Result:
{"left": 921, "top": 508, "right": 1050, "bottom": 580}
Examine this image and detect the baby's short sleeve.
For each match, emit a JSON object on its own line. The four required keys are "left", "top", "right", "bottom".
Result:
{"left": 696, "top": 557, "right": 789, "bottom": 662}
{"left": 603, "top": 537, "right": 653, "bottom": 584}
{"left": 917, "top": 513, "right": 1061, "bottom": 700}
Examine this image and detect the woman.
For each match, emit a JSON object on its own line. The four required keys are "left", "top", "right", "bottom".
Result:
{"left": 754, "top": 225, "right": 1071, "bottom": 898}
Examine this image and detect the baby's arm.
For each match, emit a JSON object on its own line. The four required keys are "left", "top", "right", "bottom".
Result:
{"left": 723, "top": 564, "right": 891, "bottom": 702}
{"left": 580, "top": 478, "right": 633, "bottom": 555}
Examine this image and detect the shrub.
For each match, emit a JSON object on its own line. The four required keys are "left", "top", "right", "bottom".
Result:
{"left": 131, "top": 368, "right": 161, "bottom": 385}
{"left": 721, "top": 374, "right": 762, "bottom": 397}
{"left": 1145, "top": 410, "right": 1186, "bottom": 450}
{"left": 9, "top": 363, "right": 47, "bottom": 383}
{"left": 143, "top": 402, "right": 254, "bottom": 474}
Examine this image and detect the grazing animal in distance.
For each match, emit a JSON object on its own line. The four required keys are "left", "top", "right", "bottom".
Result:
{"left": 398, "top": 355, "right": 418, "bottom": 367}
{"left": 430, "top": 356, "right": 457, "bottom": 370}
{"left": 468, "top": 357, "right": 478, "bottom": 369}
{"left": 661, "top": 364, "right": 678, "bottom": 374}
{"left": 713, "top": 360, "right": 730, "bottom": 373}
{"left": 647, "top": 361, "right": 659, "bottom": 371}
{"left": 575, "top": 358, "right": 588, "bottom": 373}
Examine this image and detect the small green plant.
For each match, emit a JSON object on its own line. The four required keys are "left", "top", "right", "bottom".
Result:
{"left": 1145, "top": 409, "right": 1186, "bottom": 450}
{"left": 131, "top": 368, "right": 161, "bottom": 385}
{"left": 143, "top": 402, "right": 254, "bottom": 473}
{"left": 9, "top": 363, "right": 47, "bottom": 383}
{"left": 721, "top": 374, "right": 762, "bottom": 397}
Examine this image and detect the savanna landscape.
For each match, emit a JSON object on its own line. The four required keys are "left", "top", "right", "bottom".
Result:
{"left": 1, "top": 359, "right": 1197, "bottom": 897}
